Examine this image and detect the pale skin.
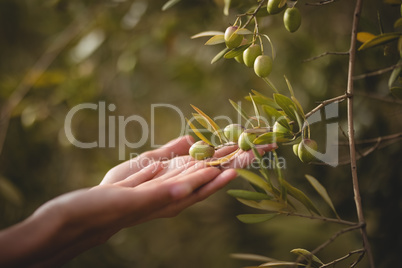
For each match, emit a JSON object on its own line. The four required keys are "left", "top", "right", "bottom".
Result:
{"left": 0, "top": 135, "right": 276, "bottom": 268}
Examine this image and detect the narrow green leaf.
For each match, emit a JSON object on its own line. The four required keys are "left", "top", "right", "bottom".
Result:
{"left": 230, "top": 253, "right": 278, "bottom": 263}
{"left": 192, "top": 113, "right": 215, "bottom": 134}
{"left": 227, "top": 189, "right": 271, "bottom": 200}
{"left": 205, "top": 35, "right": 225, "bottom": 45}
{"left": 273, "top": 93, "right": 298, "bottom": 123}
{"left": 259, "top": 262, "right": 306, "bottom": 267}
{"left": 186, "top": 118, "right": 213, "bottom": 146}
{"left": 260, "top": 34, "right": 276, "bottom": 59}
{"left": 162, "top": 0, "right": 181, "bottom": 11}
{"left": 253, "top": 132, "right": 293, "bottom": 144}
{"left": 236, "top": 169, "right": 272, "bottom": 194}
{"left": 262, "top": 105, "right": 288, "bottom": 127}
{"left": 282, "top": 180, "right": 321, "bottom": 216}
{"left": 237, "top": 28, "right": 253, "bottom": 35}
{"left": 229, "top": 99, "right": 253, "bottom": 124}
{"left": 259, "top": 199, "right": 287, "bottom": 212}
{"left": 224, "top": 43, "right": 251, "bottom": 59}
{"left": 290, "top": 248, "right": 323, "bottom": 268}
{"left": 305, "top": 175, "right": 339, "bottom": 218}
{"left": 223, "top": 0, "right": 231, "bottom": 16}
{"left": 236, "top": 213, "right": 277, "bottom": 224}
{"left": 394, "top": 18, "right": 402, "bottom": 29}
{"left": 388, "top": 59, "right": 402, "bottom": 88}
{"left": 249, "top": 94, "right": 261, "bottom": 127}
{"left": 191, "top": 105, "right": 226, "bottom": 143}
{"left": 358, "top": 32, "right": 401, "bottom": 50}
{"left": 191, "top": 31, "right": 225, "bottom": 39}
{"left": 211, "top": 47, "right": 229, "bottom": 64}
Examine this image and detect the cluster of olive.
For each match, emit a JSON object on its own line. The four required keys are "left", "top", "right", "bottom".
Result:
{"left": 189, "top": 124, "right": 257, "bottom": 160}
{"left": 267, "top": 0, "right": 302, "bottom": 33}
{"left": 224, "top": 26, "right": 273, "bottom": 78}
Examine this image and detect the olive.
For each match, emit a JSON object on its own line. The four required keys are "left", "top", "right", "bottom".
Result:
{"left": 189, "top": 141, "right": 215, "bottom": 160}
{"left": 267, "top": 0, "right": 287, "bottom": 15}
{"left": 273, "top": 121, "right": 292, "bottom": 134}
{"left": 243, "top": 44, "right": 262, "bottom": 68}
{"left": 297, "top": 139, "right": 317, "bottom": 163}
{"left": 292, "top": 143, "right": 299, "bottom": 156}
{"left": 283, "top": 7, "right": 301, "bottom": 33}
{"left": 238, "top": 132, "right": 257, "bottom": 151}
{"left": 224, "top": 26, "right": 243, "bottom": 49}
{"left": 224, "top": 124, "right": 245, "bottom": 142}
{"left": 254, "top": 55, "right": 273, "bottom": 78}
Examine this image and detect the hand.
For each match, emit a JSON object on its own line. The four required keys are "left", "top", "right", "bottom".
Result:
{"left": 0, "top": 135, "right": 276, "bottom": 268}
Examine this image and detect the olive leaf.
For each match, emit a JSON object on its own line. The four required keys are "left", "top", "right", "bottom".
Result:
{"left": 205, "top": 35, "right": 225, "bottom": 45}
{"left": 258, "top": 261, "right": 306, "bottom": 267}
{"left": 223, "top": 0, "right": 231, "bottom": 16}
{"left": 290, "top": 248, "right": 323, "bottom": 268}
{"left": 262, "top": 105, "right": 289, "bottom": 128}
{"left": 185, "top": 118, "right": 213, "bottom": 146}
{"left": 358, "top": 32, "right": 401, "bottom": 50}
{"left": 224, "top": 43, "right": 251, "bottom": 59}
{"left": 161, "top": 0, "right": 182, "bottom": 11}
{"left": 388, "top": 59, "right": 402, "bottom": 88}
{"left": 227, "top": 189, "right": 272, "bottom": 200}
{"left": 191, "top": 31, "right": 225, "bottom": 39}
{"left": 236, "top": 198, "right": 286, "bottom": 212}
{"left": 394, "top": 18, "right": 402, "bottom": 29}
{"left": 229, "top": 99, "right": 253, "bottom": 125}
{"left": 191, "top": 104, "right": 227, "bottom": 143}
{"left": 249, "top": 94, "right": 262, "bottom": 127}
{"left": 357, "top": 32, "right": 376, "bottom": 43}
{"left": 211, "top": 47, "right": 229, "bottom": 64}
{"left": 282, "top": 180, "right": 321, "bottom": 216}
{"left": 273, "top": 93, "right": 298, "bottom": 124}
{"left": 305, "top": 175, "right": 339, "bottom": 218}
{"left": 253, "top": 132, "right": 293, "bottom": 144}
{"left": 236, "top": 213, "right": 277, "bottom": 224}
{"left": 230, "top": 253, "right": 278, "bottom": 263}
{"left": 236, "top": 169, "right": 274, "bottom": 194}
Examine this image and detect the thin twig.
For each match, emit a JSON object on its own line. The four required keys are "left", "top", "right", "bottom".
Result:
{"left": 283, "top": 212, "right": 357, "bottom": 226}
{"left": 303, "top": 51, "right": 349, "bottom": 62}
{"left": 320, "top": 248, "right": 365, "bottom": 267}
{"left": 346, "top": 0, "right": 375, "bottom": 267}
{"left": 240, "top": 0, "right": 267, "bottom": 28}
{"left": 306, "top": 0, "right": 340, "bottom": 6}
{"left": 353, "top": 62, "right": 402, "bottom": 80}
{"left": 311, "top": 224, "right": 364, "bottom": 256}
{"left": 305, "top": 93, "right": 350, "bottom": 118}
{"left": 338, "top": 132, "right": 402, "bottom": 145}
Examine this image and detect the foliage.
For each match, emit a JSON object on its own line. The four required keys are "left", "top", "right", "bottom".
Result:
{"left": 0, "top": 0, "right": 401, "bottom": 267}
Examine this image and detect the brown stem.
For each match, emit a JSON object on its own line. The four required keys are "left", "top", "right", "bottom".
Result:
{"left": 347, "top": 0, "right": 375, "bottom": 267}
{"left": 303, "top": 51, "right": 349, "bottom": 62}
{"left": 353, "top": 61, "right": 402, "bottom": 80}
{"left": 305, "top": 93, "right": 349, "bottom": 118}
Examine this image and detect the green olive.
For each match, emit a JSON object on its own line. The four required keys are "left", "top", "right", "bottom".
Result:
{"left": 292, "top": 143, "right": 299, "bottom": 156}
{"left": 283, "top": 7, "right": 301, "bottom": 33}
{"left": 189, "top": 141, "right": 215, "bottom": 160}
{"left": 297, "top": 139, "right": 317, "bottom": 163}
{"left": 254, "top": 55, "right": 273, "bottom": 78}
{"left": 273, "top": 121, "right": 292, "bottom": 134}
{"left": 224, "top": 26, "right": 243, "bottom": 49}
{"left": 238, "top": 132, "right": 257, "bottom": 151}
{"left": 243, "top": 44, "right": 262, "bottom": 68}
{"left": 267, "top": 0, "right": 287, "bottom": 15}
{"left": 224, "top": 124, "right": 245, "bottom": 142}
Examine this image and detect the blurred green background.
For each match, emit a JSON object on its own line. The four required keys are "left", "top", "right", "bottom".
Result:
{"left": 0, "top": 0, "right": 401, "bottom": 267}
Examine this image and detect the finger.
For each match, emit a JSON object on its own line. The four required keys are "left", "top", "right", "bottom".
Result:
{"left": 115, "top": 162, "right": 165, "bottom": 187}
{"left": 135, "top": 169, "right": 237, "bottom": 223}
{"left": 101, "top": 135, "right": 195, "bottom": 185}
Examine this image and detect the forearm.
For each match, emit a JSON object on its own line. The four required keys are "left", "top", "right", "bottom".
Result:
{"left": 0, "top": 201, "right": 70, "bottom": 267}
